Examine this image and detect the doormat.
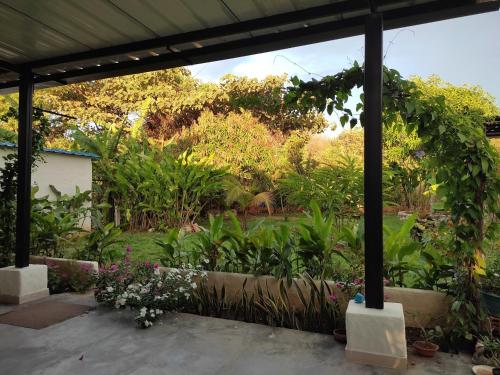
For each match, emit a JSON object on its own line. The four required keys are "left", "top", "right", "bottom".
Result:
{"left": 0, "top": 301, "right": 93, "bottom": 329}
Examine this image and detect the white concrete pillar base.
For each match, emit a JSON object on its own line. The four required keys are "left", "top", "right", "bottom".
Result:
{"left": 0, "top": 264, "right": 49, "bottom": 304}
{"left": 345, "top": 300, "right": 407, "bottom": 370}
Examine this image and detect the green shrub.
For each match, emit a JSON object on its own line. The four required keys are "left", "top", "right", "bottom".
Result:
{"left": 45, "top": 259, "right": 96, "bottom": 294}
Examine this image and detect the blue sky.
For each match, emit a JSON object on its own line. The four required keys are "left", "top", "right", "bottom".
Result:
{"left": 187, "top": 11, "right": 500, "bottom": 134}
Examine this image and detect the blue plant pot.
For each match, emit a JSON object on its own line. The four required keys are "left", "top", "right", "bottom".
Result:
{"left": 480, "top": 290, "right": 500, "bottom": 317}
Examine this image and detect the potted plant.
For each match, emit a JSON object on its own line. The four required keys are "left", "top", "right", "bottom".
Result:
{"left": 473, "top": 336, "right": 500, "bottom": 368}
{"left": 413, "top": 326, "right": 442, "bottom": 357}
{"left": 330, "top": 268, "right": 365, "bottom": 344}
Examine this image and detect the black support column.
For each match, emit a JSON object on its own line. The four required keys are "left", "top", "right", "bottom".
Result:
{"left": 363, "top": 13, "right": 384, "bottom": 309}
{"left": 15, "top": 67, "right": 33, "bottom": 268}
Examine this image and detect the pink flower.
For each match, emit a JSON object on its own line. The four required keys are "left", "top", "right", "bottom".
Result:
{"left": 329, "top": 293, "right": 338, "bottom": 302}
{"left": 79, "top": 263, "right": 92, "bottom": 271}
{"left": 153, "top": 262, "right": 159, "bottom": 269}
{"left": 124, "top": 256, "right": 130, "bottom": 264}
{"left": 145, "top": 261, "right": 150, "bottom": 268}
{"left": 126, "top": 245, "right": 133, "bottom": 254}
{"left": 110, "top": 264, "right": 118, "bottom": 272}
{"left": 353, "top": 278, "right": 364, "bottom": 286}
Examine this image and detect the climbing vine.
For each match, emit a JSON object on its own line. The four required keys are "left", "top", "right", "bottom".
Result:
{"left": 286, "top": 62, "right": 500, "bottom": 346}
{"left": 0, "top": 108, "right": 50, "bottom": 267}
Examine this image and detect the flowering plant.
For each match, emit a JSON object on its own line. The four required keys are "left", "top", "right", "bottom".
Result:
{"left": 45, "top": 259, "right": 96, "bottom": 294}
{"left": 95, "top": 246, "right": 206, "bottom": 328}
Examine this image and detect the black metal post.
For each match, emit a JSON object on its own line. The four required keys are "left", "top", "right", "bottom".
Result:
{"left": 15, "top": 67, "right": 33, "bottom": 268}
{"left": 364, "top": 13, "right": 384, "bottom": 309}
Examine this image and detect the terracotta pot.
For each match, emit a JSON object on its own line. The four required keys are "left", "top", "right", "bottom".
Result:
{"left": 333, "top": 329, "right": 347, "bottom": 343}
{"left": 413, "top": 341, "right": 439, "bottom": 357}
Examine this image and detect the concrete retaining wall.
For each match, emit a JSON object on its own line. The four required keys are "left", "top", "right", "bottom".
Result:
{"left": 28, "top": 256, "right": 448, "bottom": 328}
{"left": 30, "top": 255, "right": 99, "bottom": 273}
{"left": 162, "top": 268, "right": 450, "bottom": 328}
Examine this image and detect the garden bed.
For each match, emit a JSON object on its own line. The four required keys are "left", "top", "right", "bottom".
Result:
{"left": 168, "top": 267, "right": 449, "bottom": 328}
{"left": 30, "top": 255, "right": 448, "bottom": 328}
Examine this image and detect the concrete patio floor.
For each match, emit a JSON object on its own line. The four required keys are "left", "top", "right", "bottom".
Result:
{"left": 0, "top": 293, "right": 473, "bottom": 375}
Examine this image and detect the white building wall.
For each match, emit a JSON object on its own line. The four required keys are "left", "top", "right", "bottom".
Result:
{"left": 0, "top": 148, "right": 93, "bottom": 230}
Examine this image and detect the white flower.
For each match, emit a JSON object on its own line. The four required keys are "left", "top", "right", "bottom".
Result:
{"left": 106, "top": 286, "right": 114, "bottom": 293}
{"left": 144, "top": 320, "right": 153, "bottom": 327}
{"left": 184, "top": 292, "right": 190, "bottom": 298}
{"left": 203, "top": 258, "right": 210, "bottom": 264}
{"left": 190, "top": 282, "right": 197, "bottom": 289}
{"left": 154, "top": 268, "right": 160, "bottom": 275}
{"left": 139, "top": 307, "right": 147, "bottom": 317}
{"left": 178, "top": 287, "right": 185, "bottom": 293}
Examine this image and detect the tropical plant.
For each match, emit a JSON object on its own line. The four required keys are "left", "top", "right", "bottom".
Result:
{"left": 102, "top": 144, "right": 227, "bottom": 230}
{"left": 296, "top": 201, "right": 346, "bottom": 278}
{"left": 78, "top": 208, "right": 122, "bottom": 264}
{"left": 223, "top": 213, "right": 296, "bottom": 284}
{"left": 278, "top": 156, "right": 363, "bottom": 227}
{"left": 191, "top": 274, "right": 338, "bottom": 334}
{"left": 383, "top": 214, "right": 420, "bottom": 287}
{"left": 191, "top": 213, "right": 228, "bottom": 271}
{"left": 223, "top": 176, "right": 273, "bottom": 228}
{"left": 286, "top": 63, "right": 499, "bottom": 348}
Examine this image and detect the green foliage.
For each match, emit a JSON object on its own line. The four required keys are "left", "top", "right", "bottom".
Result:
{"left": 45, "top": 260, "right": 96, "bottom": 294}
{"left": 178, "top": 110, "right": 282, "bottom": 189}
{"left": 383, "top": 214, "right": 420, "bottom": 287}
{"left": 191, "top": 214, "right": 228, "bottom": 271}
{"left": 0, "top": 108, "right": 50, "bottom": 267}
{"left": 0, "top": 127, "right": 16, "bottom": 142}
{"left": 278, "top": 156, "right": 363, "bottom": 225}
{"left": 102, "top": 143, "right": 227, "bottom": 230}
{"left": 282, "top": 130, "right": 314, "bottom": 174}
{"left": 95, "top": 250, "right": 204, "bottom": 328}
{"left": 296, "top": 201, "right": 346, "bottom": 278}
{"left": 192, "top": 275, "right": 338, "bottom": 334}
{"left": 286, "top": 65, "right": 499, "bottom": 347}
{"left": 37, "top": 69, "right": 327, "bottom": 141}
{"left": 223, "top": 213, "right": 296, "bottom": 285}
{"left": 30, "top": 186, "right": 90, "bottom": 258}
{"left": 78, "top": 209, "right": 122, "bottom": 265}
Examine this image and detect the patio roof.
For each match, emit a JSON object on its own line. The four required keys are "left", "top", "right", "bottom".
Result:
{"left": 0, "top": 0, "right": 498, "bottom": 93}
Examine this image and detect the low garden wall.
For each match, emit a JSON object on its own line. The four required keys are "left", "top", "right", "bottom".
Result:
{"left": 28, "top": 256, "right": 449, "bottom": 328}
{"left": 30, "top": 256, "right": 99, "bottom": 273}
{"left": 163, "top": 268, "right": 450, "bottom": 328}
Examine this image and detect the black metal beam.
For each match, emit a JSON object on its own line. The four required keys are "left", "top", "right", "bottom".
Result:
{"left": 0, "top": 59, "right": 21, "bottom": 73}
{"left": 15, "top": 67, "right": 33, "bottom": 268}
{"left": 364, "top": 12, "right": 384, "bottom": 309}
